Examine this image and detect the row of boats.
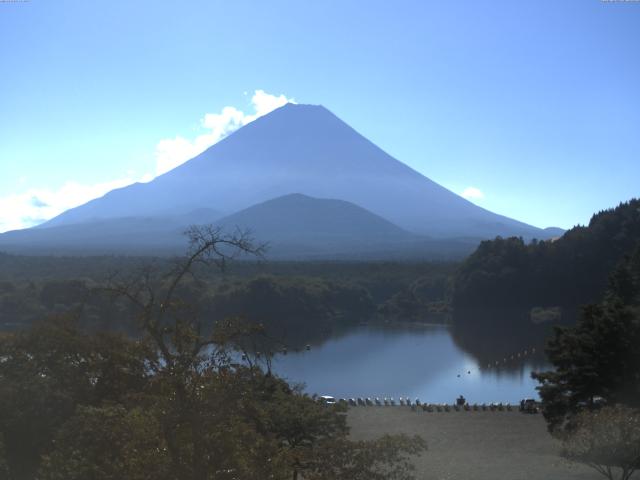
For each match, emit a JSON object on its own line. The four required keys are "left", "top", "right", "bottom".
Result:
{"left": 320, "top": 395, "right": 517, "bottom": 411}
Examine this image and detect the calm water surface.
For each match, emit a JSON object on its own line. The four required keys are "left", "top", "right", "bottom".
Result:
{"left": 271, "top": 324, "right": 547, "bottom": 404}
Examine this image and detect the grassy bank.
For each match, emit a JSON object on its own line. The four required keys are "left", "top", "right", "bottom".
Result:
{"left": 348, "top": 407, "right": 601, "bottom": 480}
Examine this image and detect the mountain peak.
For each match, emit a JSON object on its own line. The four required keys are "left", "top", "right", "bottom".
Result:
{"left": 215, "top": 192, "right": 414, "bottom": 251}
{"left": 277, "top": 102, "right": 326, "bottom": 111}
{"left": 32, "top": 103, "right": 551, "bottom": 242}
{"left": 252, "top": 102, "right": 335, "bottom": 125}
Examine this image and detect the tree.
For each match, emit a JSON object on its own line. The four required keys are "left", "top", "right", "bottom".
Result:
{"left": 39, "top": 405, "right": 171, "bottom": 480}
{"left": 102, "top": 225, "right": 426, "bottom": 480}
{"left": 0, "top": 316, "right": 152, "bottom": 480}
{"left": 562, "top": 405, "right": 640, "bottom": 480}
{"left": 532, "top": 299, "right": 640, "bottom": 433}
{"left": 256, "top": 385, "right": 350, "bottom": 479}
{"left": 1, "top": 225, "right": 427, "bottom": 479}
{"left": 103, "top": 225, "right": 270, "bottom": 479}
{"left": 452, "top": 198, "right": 640, "bottom": 314}
{"left": 533, "top": 243, "right": 640, "bottom": 435}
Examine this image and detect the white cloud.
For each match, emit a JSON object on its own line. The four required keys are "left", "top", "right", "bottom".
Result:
{"left": 461, "top": 186, "right": 485, "bottom": 200}
{"left": 155, "top": 90, "right": 295, "bottom": 176}
{"left": 0, "top": 90, "right": 294, "bottom": 233}
{"left": 0, "top": 176, "right": 144, "bottom": 233}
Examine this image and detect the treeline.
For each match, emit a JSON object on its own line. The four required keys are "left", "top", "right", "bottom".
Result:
{"left": 0, "top": 275, "right": 372, "bottom": 344}
{"left": 452, "top": 199, "right": 640, "bottom": 316}
{"left": 0, "top": 256, "right": 457, "bottom": 343}
{"left": 208, "top": 275, "right": 375, "bottom": 348}
{"left": 0, "top": 253, "right": 456, "bottom": 305}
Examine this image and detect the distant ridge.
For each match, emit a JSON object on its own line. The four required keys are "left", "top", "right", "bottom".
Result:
{"left": 0, "top": 194, "right": 479, "bottom": 259}
{"left": 542, "top": 227, "right": 566, "bottom": 238}
{"left": 0, "top": 209, "right": 221, "bottom": 255}
{"left": 217, "top": 193, "right": 413, "bottom": 244}
{"left": 213, "top": 193, "right": 418, "bottom": 258}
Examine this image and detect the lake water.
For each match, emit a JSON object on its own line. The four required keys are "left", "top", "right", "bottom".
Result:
{"left": 270, "top": 324, "right": 547, "bottom": 404}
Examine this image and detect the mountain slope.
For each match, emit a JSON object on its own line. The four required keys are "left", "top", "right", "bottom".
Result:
{"left": 0, "top": 194, "right": 480, "bottom": 259}
{"left": 217, "top": 193, "right": 413, "bottom": 244}
{"left": 0, "top": 209, "right": 221, "bottom": 255}
{"left": 39, "top": 103, "right": 551, "bottom": 240}
{"left": 214, "top": 193, "right": 479, "bottom": 260}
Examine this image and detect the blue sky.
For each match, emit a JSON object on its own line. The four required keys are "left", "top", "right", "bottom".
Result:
{"left": 1, "top": 0, "right": 639, "bottom": 233}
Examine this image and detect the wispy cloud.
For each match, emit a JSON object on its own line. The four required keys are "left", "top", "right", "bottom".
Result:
{"left": 155, "top": 90, "right": 295, "bottom": 176}
{"left": 461, "top": 186, "right": 485, "bottom": 200}
{"left": 0, "top": 90, "right": 293, "bottom": 233}
{"left": 0, "top": 176, "right": 147, "bottom": 233}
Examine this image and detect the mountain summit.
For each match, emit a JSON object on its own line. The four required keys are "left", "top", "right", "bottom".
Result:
{"left": 40, "top": 103, "right": 546, "bottom": 239}
{"left": 0, "top": 103, "right": 560, "bottom": 257}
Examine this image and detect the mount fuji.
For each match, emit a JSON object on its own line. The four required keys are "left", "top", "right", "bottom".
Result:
{"left": 0, "top": 103, "right": 559, "bottom": 257}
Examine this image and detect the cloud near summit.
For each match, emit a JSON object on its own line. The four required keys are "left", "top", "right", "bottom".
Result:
{"left": 0, "top": 90, "right": 294, "bottom": 233}
{"left": 461, "top": 187, "right": 485, "bottom": 200}
{"left": 155, "top": 90, "right": 295, "bottom": 176}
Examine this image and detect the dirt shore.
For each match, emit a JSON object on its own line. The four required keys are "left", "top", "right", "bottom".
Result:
{"left": 348, "top": 406, "right": 601, "bottom": 480}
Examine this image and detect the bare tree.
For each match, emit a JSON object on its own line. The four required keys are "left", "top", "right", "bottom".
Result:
{"left": 105, "top": 225, "right": 265, "bottom": 367}
{"left": 563, "top": 405, "right": 640, "bottom": 480}
{"left": 98, "top": 225, "right": 425, "bottom": 480}
{"left": 103, "top": 225, "right": 265, "bottom": 479}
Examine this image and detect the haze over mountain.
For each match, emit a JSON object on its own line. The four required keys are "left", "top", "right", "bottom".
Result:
{"left": 213, "top": 193, "right": 477, "bottom": 259}
{"left": 218, "top": 193, "right": 412, "bottom": 243}
{"left": 0, "top": 209, "right": 221, "bottom": 255}
{"left": 1, "top": 103, "right": 561, "bottom": 257}
{"left": 0, "top": 194, "right": 479, "bottom": 259}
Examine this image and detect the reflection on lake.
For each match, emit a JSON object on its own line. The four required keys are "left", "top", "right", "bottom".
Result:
{"left": 271, "top": 324, "right": 548, "bottom": 404}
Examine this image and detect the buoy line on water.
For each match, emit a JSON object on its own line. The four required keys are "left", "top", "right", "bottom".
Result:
{"left": 324, "top": 345, "right": 543, "bottom": 408}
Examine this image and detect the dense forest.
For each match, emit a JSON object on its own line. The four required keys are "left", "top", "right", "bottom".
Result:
{"left": 446, "top": 199, "right": 640, "bottom": 366}
{"left": 0, "top": 252, "right": 455, "bottom": 347}
{"left": 452, "top": 199, "right": 640, "bottom": 318}
{"left": 533, "top": 242, "right": 640, "bottom": 433}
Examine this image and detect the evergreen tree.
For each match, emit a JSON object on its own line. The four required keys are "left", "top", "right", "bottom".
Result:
{"left": 533, "top": 245, "right": 640, "bottom": 435}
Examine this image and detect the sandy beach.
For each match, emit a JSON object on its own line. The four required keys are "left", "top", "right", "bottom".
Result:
{"left": 348, "top": 406, "right": 602, "bottom": 480}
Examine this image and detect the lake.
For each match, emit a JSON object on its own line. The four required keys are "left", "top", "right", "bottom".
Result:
{"left": 270, "top": 324, "right": 548, "bottom": 404}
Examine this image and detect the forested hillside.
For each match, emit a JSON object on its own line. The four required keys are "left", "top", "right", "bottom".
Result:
{"left": 0, "top": 254, "right": 456, "bottom": 344}
{"left": 452, "top": 199, "right": 640, "bottom": 314}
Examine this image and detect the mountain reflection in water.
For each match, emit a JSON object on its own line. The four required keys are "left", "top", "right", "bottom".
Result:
{"left": 270, "top": 322, "right": 549, "bottom": 404}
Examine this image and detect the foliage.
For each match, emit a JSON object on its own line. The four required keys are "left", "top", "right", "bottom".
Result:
{"left": 208, "top": 274, "right": 375, "bottom": 348}
{"left": 533, "top": 244, "right": 640, "bottom": 434}
{"left": 562, "top": 405, "right": 640, "bottom": 480}
{"left": 39, "top": 405, "right": 171, "bottom": 480}
{"left": 533, "top": 301, "right": 640, "bottom": 433}
{"left": 452, "top": 198, "right": 640, "bottom": 314}
{"left": 378, "top": 273, "right": 450, "bottom": 321}
{"left": 0, "top": 253, "right": 456, "bottom": 339}
{"left": 0, "top": 226, "right": 426, "bottom": 480}
{"left": 0, "top": 317, "right": 152, "bottom": 479}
